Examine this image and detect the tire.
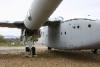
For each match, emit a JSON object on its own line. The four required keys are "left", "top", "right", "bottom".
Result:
{"left": 31, "top": 47, "right": 36, "bottom": 55}
{"left": 26, "top": 47, "right": 30, "bottom": 52}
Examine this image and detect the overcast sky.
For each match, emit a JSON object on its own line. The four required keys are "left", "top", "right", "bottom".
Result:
{"left": 0, "top": 0, "right": 100, "bottom": 37}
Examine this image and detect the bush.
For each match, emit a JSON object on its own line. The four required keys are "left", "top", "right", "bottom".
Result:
{"left": 0, "top": 35, "right": 7, "bottom": 43}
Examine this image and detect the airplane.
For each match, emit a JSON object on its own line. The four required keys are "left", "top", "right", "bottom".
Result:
{"left": 0, "top": 0, "right": 100, "bottom": 57}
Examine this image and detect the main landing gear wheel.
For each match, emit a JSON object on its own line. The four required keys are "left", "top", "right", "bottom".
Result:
{"left": 31, "top": 47, "right": 36, "bottom": 56}
{"left": 25, "top": 47, "right": 30, "bottom": 57}
{"left": 25, "top": 47, "right": 30, "bottom": 52}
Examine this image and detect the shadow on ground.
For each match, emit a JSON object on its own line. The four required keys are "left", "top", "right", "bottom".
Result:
{"left": 0, "top": 48, "right": 100, "bottom": 63}
{"left": 37, "top": 49, "right": 100, "bottom": 63}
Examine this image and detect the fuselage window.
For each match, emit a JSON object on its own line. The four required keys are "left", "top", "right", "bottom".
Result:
{"left": 73, "top": 26, "right": 76, "bottom": 29}
{"left": 77, "top": 26, "right": 80, "bottom": 28}
{"left": 88, "top": 24, "right": 91, "bottom": 28}
{"left": 65, "top": 32, "right": 66, "bottom": 35}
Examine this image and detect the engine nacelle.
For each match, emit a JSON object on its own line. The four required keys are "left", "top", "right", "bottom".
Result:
{"left": 24, "top": 0, "right": 62, "bottom": 30}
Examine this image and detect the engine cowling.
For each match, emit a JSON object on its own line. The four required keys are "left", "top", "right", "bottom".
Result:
{"left": 24, "top": 0, "right": 62, "bottom": 30}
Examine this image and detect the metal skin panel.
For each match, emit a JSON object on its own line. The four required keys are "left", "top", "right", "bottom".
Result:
{"left": 24, "top": 0, "right": 62, "bottom": 30}
{"left": 38, "top": 18, "right": 100, "bottom": 50}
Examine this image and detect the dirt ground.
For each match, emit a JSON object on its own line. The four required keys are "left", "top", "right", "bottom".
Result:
{"left": 0, "top": 46, "right": 100, "bottom": 67}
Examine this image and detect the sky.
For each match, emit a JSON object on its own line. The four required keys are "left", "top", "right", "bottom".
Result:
{"left": 0, "top": 0, "right": 100, "bottom": 38}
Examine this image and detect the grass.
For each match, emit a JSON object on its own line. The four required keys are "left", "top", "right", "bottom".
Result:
{"left": 0, "top": 35, "right": 23, "bottom": 47}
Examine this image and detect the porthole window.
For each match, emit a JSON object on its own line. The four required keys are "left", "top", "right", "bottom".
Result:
{"left": 77, "top": 26, "right": 80, "bottom": 28}
{"left": 88, "top": 24, "right": 91, "bottom": 28}
{"left": 65, "top": 32, "right": 66, "bottom": 35}
{"left": 73, "top": 26, "right": 76, "bottom": 29}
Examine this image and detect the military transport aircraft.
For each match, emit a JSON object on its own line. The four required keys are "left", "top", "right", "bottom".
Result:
{"left": 0, "top": 0, "right": 100, "bottom": 57}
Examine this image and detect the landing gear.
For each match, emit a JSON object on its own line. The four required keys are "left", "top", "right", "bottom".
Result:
{"left": 22, "top": 29, "right": 40, "bottom": 57}
{"left": 92, "top": 49, "right": 98, "bottom": 54}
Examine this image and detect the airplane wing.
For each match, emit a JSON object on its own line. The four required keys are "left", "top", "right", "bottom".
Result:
{"left": 0, "top": 21, "right": 25, "bottom": 29}
{"left": 0, "top": 20, "right": 61, "bottom": 29}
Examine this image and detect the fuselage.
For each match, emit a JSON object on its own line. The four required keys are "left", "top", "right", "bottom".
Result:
{"left": 38, "top": 18, "right": 100, "bottom": 49}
